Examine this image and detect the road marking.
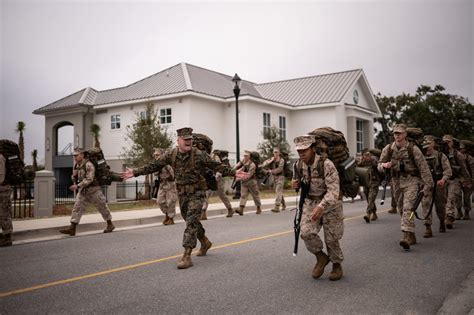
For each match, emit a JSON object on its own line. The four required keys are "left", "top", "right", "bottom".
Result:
{"left": 0, "top": 210, "right": 388, "bottom": 298}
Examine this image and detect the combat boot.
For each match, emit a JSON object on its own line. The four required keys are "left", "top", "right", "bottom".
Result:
{"left": 226, "top": 207, "right": 234, "bottom": 218}
{"left": 177, "top": 248, "right": 193, "bottom": 269}
{"left": 371, "top": 212, "right": 378, "bottom": 221}
{"left": 281, "top": 201, "right": 286, "bottom": 211}
{"left": 196, "top": 235, "right": 212, "bottom": 256}
{"left": 463, "top": 212, "right": 470, "bottom": 220}
{"left": 0, "top": 233, "right": 12, "bottom": 247}
{"left": 439, "top": 221, "right": 446, "bottom": 233}
{"left": 423, "top": 225, "right": 433, "bottom": 238}
{"left": 256, "top": 206, "right": 262, "bottom": 214}
{"left": 446, "top": 216, "right": 454, "bottom": 229}
{"left": 235, "top": 206, "right": 244, "bottom": 216}
{"left": 103, "top": 220, "right": 115, "bottom": 233}
{"left": 408, "top": 232, "right": 417, "bottom": 245}
{"left": 363, "top": 213, "right": 370, "bottom": 223}
{"left": 329, "top": 263, "right": 343, "bottom": 281}
{"left": 312, "top": 251, "right": 329, "bottom": 279}
{"left": 162, "top": 214, "right": 170, "bottom": 225}
{"left": 200, "top": 211, "right": 208, "bottom": 220}
{"left": 399, "top": 231, "right": 411, "bottom": 250}
{"left": 164, "top": 217, "right": 174, "bottom": 225}
{"left": 271, "top": 205, "right": 280, "bottom": 213}
{"left": 388, "top": 208, "right": 397, "bottom": 214}
{"left": 60, "top": 222, "right": 77, "bottom": 236}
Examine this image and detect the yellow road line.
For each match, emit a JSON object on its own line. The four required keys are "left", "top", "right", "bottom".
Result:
{"left": 0, "top": 210, "right": 388, "bottom": 298}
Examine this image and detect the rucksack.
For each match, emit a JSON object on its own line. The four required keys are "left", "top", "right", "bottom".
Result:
{"left": 249, "top": 151, "right": 267, "bottom": 180}
{"left": 85, "top": 147, "right": 117, "bottom": 186}
{"left": 213, "top": 150, "right": 230, "bottom": 167}
{"left": 307, "top": 127, "right": 359, "bottom": 198}
{"left": 280, "top": 151, "right": 293, "bottom": 179}
{"left": 0, "top": 139, "right": 25, "bottom": 185}
{"left": 406, "top": 127, "right": 424, "bottom": 147}
{"left": 192, "top": 133, "right": 213, "bottom": 154}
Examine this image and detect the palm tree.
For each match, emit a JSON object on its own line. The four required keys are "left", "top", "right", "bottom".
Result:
{"left": 32, "top": 149, "right": 38, "bottom": 172}
{"left": 90, "top": 124, "right": 101, "bottom": 148}
{"left": 15, "top": 121, "right": 26, "bottom": 161}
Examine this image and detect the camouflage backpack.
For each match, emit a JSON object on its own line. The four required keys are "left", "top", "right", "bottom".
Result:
{"left": 0, "top": 139, "right": 25, "bottom": 185}
{"left": 213, "top": 150, "right": 230, "bottom": 167}
{"left": 85, "top": 147, "right": 120, "bottom": 186}
{"left": 307, "top": 127, "right": 359, "bottom": 198}
{"left": 192, "top": 133, "right": 213, "bottom": 154}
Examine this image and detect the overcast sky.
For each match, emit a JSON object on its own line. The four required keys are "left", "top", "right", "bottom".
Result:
{"left": 1, "top": 0, "right": 472, "bottom": 163}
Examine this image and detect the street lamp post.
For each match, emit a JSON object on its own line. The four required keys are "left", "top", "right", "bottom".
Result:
{"left": 232, "top": 73, "right": 242, "bottom": 199}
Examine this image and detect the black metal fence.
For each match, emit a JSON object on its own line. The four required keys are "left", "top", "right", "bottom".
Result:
{"left": 116, "top": 181, "right": 153, "bottom": 201}
{"left": 12, "top": 181, "right": 34, "bottom": 218}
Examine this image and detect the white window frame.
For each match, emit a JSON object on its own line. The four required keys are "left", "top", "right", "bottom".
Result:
{"left": 111, "top": 114, "right": 121, "bottom": 130}
{"left": 356, "top": 119, "right": 364, "bottom": 152}
{"left": 160, "top": 108, "right": 172, "bottom": 124}
{"left": 263, "top": 112, "right": 271, "bottom": 139}
{"left": 139, "top": 111, "right": 148, "bottom": 120}
{"left": 279, "top": 116, "right": 286, "bottom": 140}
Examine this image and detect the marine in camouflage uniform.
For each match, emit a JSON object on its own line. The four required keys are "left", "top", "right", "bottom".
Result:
{"left": 235, "top": 150, "right": 262, "bottom": 215}
{"left": 60, "top": 148, "right": 115, "bottom": 236}
{"left": 357, "top": 148, "right": 381, "bottom": 223}
{"left": 260, "top": 148, "right": 286, "bottom": 213}
{"left": 442, "top": 135, "right": 471, "bottom": 227}
{"left": 154, "top": 148, "right": 177, "bottom": 225}
{"left": 420, "top": 136, "right": 452, "bottom": 237}
{"left": 292, "top": 135, "right": 344, "bottom": 281}
{"left": 211, "top": 150, "right": 234, "bottom": 218}
{"left": 122, "top": 128, "right": 242, "bottom": 269}
{"left": 459, "top": 142, "right": 473, "bottom": 220}
{"left": 378, "top": 124, "right": 433, "bottom": 250}
{"left": 0, "top": 153, "right": 13, "bottom": 247}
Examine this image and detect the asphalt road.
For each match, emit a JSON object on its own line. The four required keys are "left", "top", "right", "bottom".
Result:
{"left": 1, "top": 198, "right": 473, "bottom": 314}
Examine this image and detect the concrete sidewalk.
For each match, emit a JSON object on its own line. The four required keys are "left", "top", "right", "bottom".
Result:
{"left": 11, "top": 197, "right": 302, "bottom": 244}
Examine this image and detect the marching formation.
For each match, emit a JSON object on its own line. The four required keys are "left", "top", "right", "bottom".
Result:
{"left": 0, "top": 123, "right": 472, "bottom": 283}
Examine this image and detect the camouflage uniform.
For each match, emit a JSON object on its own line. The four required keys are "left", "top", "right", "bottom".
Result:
{"left": 379, "top": 142, "right": 433, "bottom": 234}
{"left": 70, "top": 160, "right": 112, "bottom": 224}
{"left": 357, "top": 153, "right": 381, "bottom": 218}
{"left": 0, "top": 154, "right": 13, "bottom": 235}
{"left": 236, "top": 159, "right": 261, "bottom": 208}
{"left": 133, "top": 147, "right": 235, "bottom": 249}
{"left": 421, "top": 150, "right": 451, "bottom": 227}
{"left": 212, "top": 153, "right": 232, "bottom": 211}
{"left": 445, "top": 147, "right": 470, "bottom": 220}
{"left": 459, "top": 150, "right": 473, "bottom": 218}
{"left": 261, "top": 157, "right": 286, "bottom": 211}
{"left": 156, "top": 165, "right": 177, "bottom": 218}
{"left": 297, "top": 154, "right": 344, "bottom": 263}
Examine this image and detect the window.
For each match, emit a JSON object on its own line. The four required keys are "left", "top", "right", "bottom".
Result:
{"left": 111, "top": 114, "right": 121, "bottom": 129}
{"left": 263, "top": 112, "right": 271, "bottom": 139}
{"left": 356, "top": 120, "right": 364, "bottom": 153}
{"left": 279, "top": 116, "right": 286, "bottom": 140}
{"left": 139, "top": 111, "right": 148, "bottom": 120}
{"left": 160, "top": 108, "right": 172, "bottom": 124}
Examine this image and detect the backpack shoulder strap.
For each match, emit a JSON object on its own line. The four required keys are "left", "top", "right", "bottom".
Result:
{"left": 317, "top": 155, "right": 326, "bottom": 180}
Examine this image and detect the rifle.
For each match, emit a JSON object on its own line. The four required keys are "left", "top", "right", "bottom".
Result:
{"left": 152, "top": 178, "right": 160, "bottom": 199}
{"left": 380, "top": 168, "right": 390, "bottom": 205}
{"left": 408, "top": 189, "right": 425, "bottom": 221}
{"left": 293, "top": 161, "right": 310, "bottom": 256}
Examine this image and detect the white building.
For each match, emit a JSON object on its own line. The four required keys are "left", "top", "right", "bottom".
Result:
{"left": 34, "top": 62, "right": 381, "bottom": 185}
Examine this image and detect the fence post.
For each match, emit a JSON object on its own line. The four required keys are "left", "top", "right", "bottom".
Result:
{"left": 108, "top": 182, "right": 117, "bottom": 203}
{"left": 34, "top": 170, "right": 55, "bottom": 217}
{"left": 135, "top": 180, "right": 138, "bottom": 201}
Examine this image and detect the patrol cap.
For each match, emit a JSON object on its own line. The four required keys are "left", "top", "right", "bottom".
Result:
{"left": 442, "top": 134, "right": 454, "bottom": 142}
{"left": 176, "top": 127, "right": 193, "bottom": 140}
{"left": 243, "top": 150, "right": 251, "bottom": 156}
{"left": 73, "top": 147, "right": 85, "bottom": 156}
{"left": 294, "top": 135, "right": 315, "bottom": 150}
{"left": 392, "top": 124, "right": 407, "bottom": 134}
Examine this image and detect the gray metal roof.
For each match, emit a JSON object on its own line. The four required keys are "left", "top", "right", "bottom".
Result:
{"left": 34, "top": 63, "right": 365, "bottom": 114}
{"left": 254, "top": 69, "right": 362, "bottom": 106}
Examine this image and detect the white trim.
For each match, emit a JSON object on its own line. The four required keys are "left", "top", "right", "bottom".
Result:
{"left": 181, "top": 63, "right": 193, "bottom": 90}
{"left": 344, "top": 103, "right": 378, "bottom": 115}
